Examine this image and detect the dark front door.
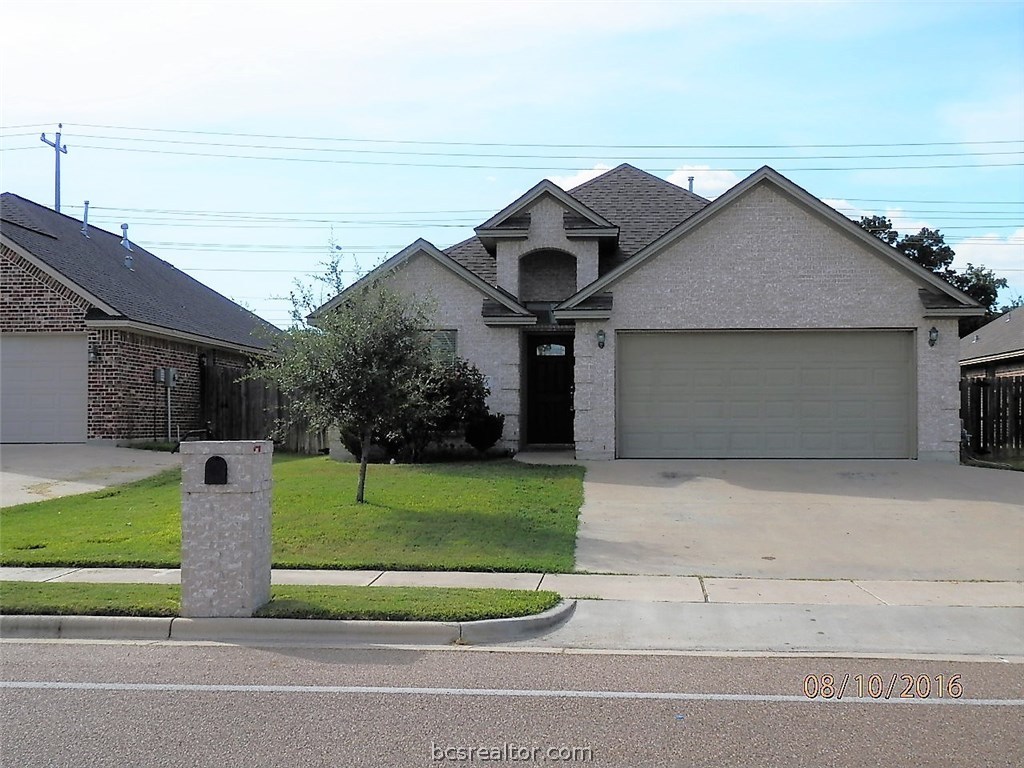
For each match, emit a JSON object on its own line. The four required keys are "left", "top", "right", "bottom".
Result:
{"left": 526, "top": 334, "right": 574, "bottom": 444}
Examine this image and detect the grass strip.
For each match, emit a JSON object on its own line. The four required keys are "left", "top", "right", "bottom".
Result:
{"left": 0, "top": 458, "right": 584, "bottom": 573}
{"left": 0, "top": 581, "right": 179, "bottom": 617}
{"left": 0, "top": 581, "right": 561, "bottom": 623}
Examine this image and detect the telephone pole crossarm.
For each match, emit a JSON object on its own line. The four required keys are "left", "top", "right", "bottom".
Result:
{"left": 40, "top": 123, "right": 69, "bottom": 212}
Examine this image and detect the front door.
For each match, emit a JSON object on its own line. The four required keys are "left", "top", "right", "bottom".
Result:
{"left": 526, "top": 334, "right": 574, "bottom": 444}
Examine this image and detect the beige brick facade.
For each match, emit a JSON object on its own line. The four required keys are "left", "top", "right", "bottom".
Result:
{"left": 495, "top": 197, "right": 600, "bottom": 297}
{"left": 572, "top": 185, "right": 963, "bottom": 461}
{"left": 384, "top": 252, "right": 522, "bottom": 448}
{"left": 341, "top": 171, "right": 974, "bottom": 462}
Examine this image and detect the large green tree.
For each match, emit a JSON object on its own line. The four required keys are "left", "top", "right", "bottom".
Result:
{"left": 857, "top": 216, "right": 1008, "bottom": 334}
{"left": 253, "top": 284, "right": 434, "bottom": 503}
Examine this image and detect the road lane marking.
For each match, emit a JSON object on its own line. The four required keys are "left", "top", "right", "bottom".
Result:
{"left": 1, "top": 681, "right": 1020, "bottom": 706}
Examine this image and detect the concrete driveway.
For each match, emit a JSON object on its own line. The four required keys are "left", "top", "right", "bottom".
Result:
{"left": 575, "top": 460, "right": 1024, "bottom": 582}
{"left": 0, "top": 444, "right": 180, "bottom": 507}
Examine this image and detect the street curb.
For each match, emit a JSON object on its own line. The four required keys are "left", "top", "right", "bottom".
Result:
{"left": 169, "top": 616, "right": 461, "bottom": 645}
{"left": 0, "top": 614, "right": 173, "bottom": 641}
{"left": 459, "top": 599, "right": 577, "bottom": 645}
{"left": 0, "top": 600, "right": 576, "bottom": 646}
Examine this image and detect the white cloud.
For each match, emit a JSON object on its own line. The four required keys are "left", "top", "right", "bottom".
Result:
{"left": 666, "top": 166, "right": 742, "bottom": 199}
{"left": 941, "top": 90, "right": 1024, "bottom": 145}
{"left": 821, "top": 198, "right": 867, "bottom": 220}
{"left": 547, "top": 164, "right": 612, "bottom": 191}
{"left": 951, "top": 228, "right": 1024, "bottom": 301}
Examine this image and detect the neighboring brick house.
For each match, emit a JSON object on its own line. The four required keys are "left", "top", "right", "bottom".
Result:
{"left": 314, "top": 165, "right": 983, "bottom": 462}
{"left": 1, "top": 193, "right": 279, "bottom": 443}
{"left": 960, "top": 306, "right": 1024, "bottom": 379}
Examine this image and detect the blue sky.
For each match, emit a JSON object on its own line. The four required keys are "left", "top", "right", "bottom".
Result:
{"left": 2, "top": 0, "right": 1022, "bottom": 327}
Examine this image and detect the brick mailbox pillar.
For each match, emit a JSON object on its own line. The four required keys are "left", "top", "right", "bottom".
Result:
{"left": 180, "top": 441, "right": 273, "bottom": 618}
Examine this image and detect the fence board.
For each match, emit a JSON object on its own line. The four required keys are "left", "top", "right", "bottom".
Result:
{"left": 199, "top": 361, "right": 325, "bottom": 453}
{"left": 961, "top": 376, "right": 1024, "bottom": 455}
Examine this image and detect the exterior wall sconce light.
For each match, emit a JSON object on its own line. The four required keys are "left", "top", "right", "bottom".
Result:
{"left": 88, "top": 342, "right": 101, "bottom": 362}
{"left": 596, "top": 329, "right": 606, "bottom": 349}
{"left": 928, "top": 327, "right": 939, "bottom": 347}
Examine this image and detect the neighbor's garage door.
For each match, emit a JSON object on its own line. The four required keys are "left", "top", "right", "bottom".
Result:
{"left": 0, "top": 334, "right": 87, "bottom": 443}
{"left": 617, "top": 331, "right": 914, "bottom": 459}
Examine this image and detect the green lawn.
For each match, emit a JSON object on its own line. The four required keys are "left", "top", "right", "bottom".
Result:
{"left": 0, "top": 457, "right": 584, "bottom": 572}
{"left": 0, "top": 581, "right": 561, "bottom": 622}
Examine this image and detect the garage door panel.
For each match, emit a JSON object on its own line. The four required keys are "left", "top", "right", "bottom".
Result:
{"left": 617, "top": 331, "right": 914, "bottom": 459}
{"left": 1, "top": 335, "right": 87, "bottom": 443}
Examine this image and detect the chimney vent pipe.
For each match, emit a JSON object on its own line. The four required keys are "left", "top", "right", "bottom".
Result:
{"left": 121, "top": 223, "right": 134, "bottom": 269}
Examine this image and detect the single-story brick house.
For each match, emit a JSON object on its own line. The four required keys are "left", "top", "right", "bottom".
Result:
{"left": 1, "top": 192, "right": 279, "bottom": 443}
{"left": 960, "top": 306, "right": 1024, "bottom": 379}
{"left": 315, "top": 165, "right": 983, "bottom": 461}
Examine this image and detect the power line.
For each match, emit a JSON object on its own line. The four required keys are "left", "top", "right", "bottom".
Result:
{"left": 68, "top": 205, "right": 494, "bottom": 215}
{"left": 838, "top": 198, "right": 1024, "bottom": 205}
{"left": 15, "top": 131, "right": 1024, "bottom": 161}
{"left": 43, "top": 123, "right": 1024, "bottom": 150}
{"left": 4, "top": 141, "right": 1023, "bottom": 172}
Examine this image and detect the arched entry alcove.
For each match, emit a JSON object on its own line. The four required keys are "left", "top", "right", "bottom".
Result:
{"left": 519, "top": 250, "right": 577, "bottom": 302}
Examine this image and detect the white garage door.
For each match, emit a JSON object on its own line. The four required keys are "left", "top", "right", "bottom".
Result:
{"left": 1, "top": 334, "right": 87, "bottom": 443}
{"left": 617, "top": 331, "right": 914, "bottom": 459}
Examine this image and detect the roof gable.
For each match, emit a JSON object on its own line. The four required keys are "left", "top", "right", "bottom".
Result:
{"left": 445, "top": 164, "right": 708, "bottom": 284}
{"left": 312, "top": 237, "right": 531, "bottom": 320}
{"left": 1, "top": 192, "right": 279, "bottom": 350}
{"left": 476, "top": 179, "right": 616, "bottom": 233}
{"left": 559, "top": 166, "right": 983, "bottom": 313}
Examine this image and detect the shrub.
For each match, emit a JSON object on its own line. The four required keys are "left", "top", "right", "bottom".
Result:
{"left": 465, "top": 413, "right": 505, "bottom": 454}
{"left": 390, "top": 358, "right": 490, "bottom": 462}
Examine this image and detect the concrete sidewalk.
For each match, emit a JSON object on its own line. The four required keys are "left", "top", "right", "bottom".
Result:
{"left": 2, "top": 567, "right": 1021, "bottom": 608}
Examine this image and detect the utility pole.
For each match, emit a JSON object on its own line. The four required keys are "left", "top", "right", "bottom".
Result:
{"left": 40, "top": 123, "right": 68, "bottom": 212}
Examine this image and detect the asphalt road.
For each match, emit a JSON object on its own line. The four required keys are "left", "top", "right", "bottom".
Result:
{"left": 1, "top": 641, "right": 1021, "bottom": 767}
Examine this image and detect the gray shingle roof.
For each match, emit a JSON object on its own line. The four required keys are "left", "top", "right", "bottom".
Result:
{"left": 1, "top": 193, "right": 279, "bottom": 350}
{"left": 444, "top": 164, "right": 708, "bottom": 284}
{"left": 444, "top": 236, "right": 496, "bottom": 284}
{"left": 960, "top": 306, "right": 1024, "bottom": 364}
{"left": 568, "top": 164, "right": 709, "bottom": 259}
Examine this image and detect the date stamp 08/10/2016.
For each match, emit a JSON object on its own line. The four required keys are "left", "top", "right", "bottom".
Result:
{"left": 803, "top": 673, "right": 964, "bottom": 701}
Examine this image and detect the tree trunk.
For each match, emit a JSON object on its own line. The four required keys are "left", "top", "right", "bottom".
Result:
{"left": 356, "top": 430, "right": 370, "bottom": 503}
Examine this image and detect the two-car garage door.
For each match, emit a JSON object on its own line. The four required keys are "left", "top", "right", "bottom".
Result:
{"left": 617, "top": 331, "right": 915, "bottom": 458}
{"left": 0, "top": 334, "right": 87, "bottom": 443}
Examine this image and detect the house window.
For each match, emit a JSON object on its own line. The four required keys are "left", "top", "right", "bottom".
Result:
{"left": 430, "top": 329, "right": 458, "bottom": 364}
{"left": 535, "top": 343, "right": 566, "bottom": 357}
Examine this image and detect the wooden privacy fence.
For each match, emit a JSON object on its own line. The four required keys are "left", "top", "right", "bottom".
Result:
{"left": 960, "top": 376, "right": 1023, "bottom": 455}
{"left": 199, "top": 362, "right": 326, "bottom": 454}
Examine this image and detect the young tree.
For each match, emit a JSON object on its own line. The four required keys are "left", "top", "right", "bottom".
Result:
{"left": 253, "top": 284, "right": 434, "bottom": 503}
